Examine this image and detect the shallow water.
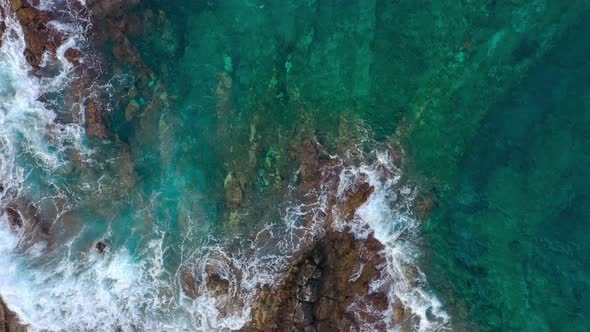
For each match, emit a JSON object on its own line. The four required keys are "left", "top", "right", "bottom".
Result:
{"left": 1, "top": 0, "right": 590, "bottom": 331}
{"left": 423, "top": 14, "right": 590, "bottom": 331}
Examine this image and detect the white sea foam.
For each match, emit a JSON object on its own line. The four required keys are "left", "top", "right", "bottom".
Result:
{"left": 0, "top": 3, "right": 87, "bottom": 189}
{"left": 333, "top": 149, "right": 449, "bottom": 331}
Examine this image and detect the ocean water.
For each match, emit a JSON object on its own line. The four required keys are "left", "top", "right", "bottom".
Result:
{"left": 423, "top": 13, "right": 590, "bottom": 331}
{"left": 0, "top": 0, "right": 589, "bottom": 331}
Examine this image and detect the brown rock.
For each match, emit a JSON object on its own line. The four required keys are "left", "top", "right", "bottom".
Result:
{"left": 112, "top": 34, "right": 141, "bottom": 65}
{"left": 180, "top": 271, "right": 198, "bottom": 299}
{"left": 245, "top": 232, "right": 387, "bottom": 331}
{"left": 10, "top": 1, "right": 64, "bottom": 69}
{"left": 85, "top": 99, "right": 108, "bottom": 139}
{"left": 3, "top": 198, "right": 51, "bottom": 238}
{"left": 0, "top": 297, "right": 28, "bottom": 332}
{"left": 64, "top": 48, "right": 82, "bottom": 66}
{"left": 338, "top": 181, "right": 375, "bottom": 222}
{"left": 393, "top": 300, "right": 412, "bottom": 327}
{"left": 216, "top": 72, "right": 233, "bottom": 118}
{"left": 299, "top": 139, "right": 322, "bottom": 190}
{"left": 124, "top": 100, "right": 140, "bottom": 121}
{"left": 10, "top": 0, "right": 24, "bottom": 12}
{"left": 414, "top": 191, "right": 437, "bottom": 221}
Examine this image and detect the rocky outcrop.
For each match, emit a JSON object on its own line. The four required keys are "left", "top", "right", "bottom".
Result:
{"left": 0, "top": 298, "right": 27, "bottom": 332}
{"left": 242, "top": 138, "right": 408, "bottom": 331}
{"left": 9, "top": 0, "right": 63, "bottom": 69}
{"left": 3, "top": 197, "right": 51, "bottom": 240}
{"left": 246, "top": 231, "right": 388, "bottom": 331}
{"left": 5, "top": 1, "right": 111, "bottom": 140}
{"left": 337, "top": 181, "right": 375, "bottom": 222}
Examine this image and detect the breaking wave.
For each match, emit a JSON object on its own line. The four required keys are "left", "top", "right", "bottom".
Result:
{"left": 0, "top": 3, "right": 448, "bottom": 331}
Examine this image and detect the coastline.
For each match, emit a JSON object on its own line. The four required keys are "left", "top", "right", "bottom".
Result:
{"left": 0, "top": 298, "right": 26, "bottom": 332}
{"left": 0, "top": 2, "right": 440, "bottom": 329}
{"left": 2, "top": 0, "right": 588, "bottom": 330}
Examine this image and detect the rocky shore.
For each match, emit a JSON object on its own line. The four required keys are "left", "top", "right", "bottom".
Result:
{"left": 237, "top": 137, "right": 418, "bottom": 331}
{"left": 0, "top": 1, "right": 426, "bottom": 330}
{"left": 0, "top": 298, "right": 26, "bottom": 332}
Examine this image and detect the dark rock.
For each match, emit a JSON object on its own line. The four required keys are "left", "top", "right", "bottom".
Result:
{"left": 299, "top": 139, "right": 322, "bottom": 190}
{"left": 0, "top": 20, "right": 5, "bottom": 48}
{"left": 205, "top": 264, "right": 230, "bottom": 296}
{"left": 95, "top": 241, "right": 106, "bottom": 253}
{"left": 64, "top": 48, "right": 82, "bottom": 66}
{"left": 4, "top": 207, "right": 23, "bottom": 229}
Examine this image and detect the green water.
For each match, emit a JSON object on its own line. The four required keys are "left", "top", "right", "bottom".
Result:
{"left": 40, "top": 0, "right": 590, "bottom": 329}
{"left": 423, "top": 15, "right": 590, "bottom": 331}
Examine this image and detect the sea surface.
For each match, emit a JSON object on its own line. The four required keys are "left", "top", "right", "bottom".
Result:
{"left": 0, "top": 0, "right": 589, "bottom": 331}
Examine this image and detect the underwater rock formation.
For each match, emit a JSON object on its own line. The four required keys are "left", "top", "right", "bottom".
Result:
{"left": 84, "top": 99, "right": 108, "bottom": 139}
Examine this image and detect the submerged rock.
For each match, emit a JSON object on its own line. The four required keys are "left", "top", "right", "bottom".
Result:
{"left": 180, "top": 271, "right": 198, "bottom": 300}
{"left": 205, "top": 264, "right": 230, "bottom": 297}
{"left": 224, "top": 172, "right": 244, "bottom": 209}
{"left": 85, "top": 99, "right": 108, "bottom": 139}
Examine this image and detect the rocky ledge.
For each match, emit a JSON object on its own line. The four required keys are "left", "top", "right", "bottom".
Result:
{"left": 0, "top": 298, "right": 27, "bottom": 332}
{"left": 9, "top": 0, "right": 64, "bottom": 69}
{"left": 238, "top": 139, "right": 416, "bottom": 331}
{"left": 245, "top": 231, "right": 389, "bottom": 331}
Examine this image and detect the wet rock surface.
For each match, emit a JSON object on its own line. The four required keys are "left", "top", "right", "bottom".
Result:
{"left": 180, "top": 271, "right": 198, "bottom": 300}
{"left": 243, "top": 138, "right": 401, "bottom": 331}
{"left": 0, "top": 298, "right": 27, "bottom": 332}
{"left": 9, "top": 0, "right": 63, "bottom": 70}
{"left": 0, "top": 17, "right": 5, "bottom": 48}
{"left": 245, "top": 231, "right": 389, "bottom": 331}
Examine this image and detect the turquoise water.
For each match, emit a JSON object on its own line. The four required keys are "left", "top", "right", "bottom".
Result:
{"left": 1, "top": 0, "right": 590, "bottom": 330}
{"left": 424, "top": 16, "right": 590, "bottom": 331}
